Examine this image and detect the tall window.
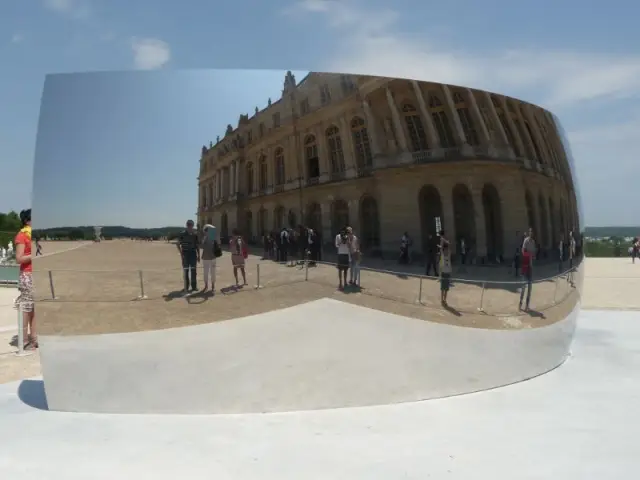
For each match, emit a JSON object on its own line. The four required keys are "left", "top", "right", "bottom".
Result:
{"left": 452, "top": 92, "right": 479, "bottom": 146}
{"left": 305, "top": 135, "right": 320, "bottom": 179}
{"left": 340, "top": 75, "right": 355, "bottom": 95}
{"left": 246, "top": 162, "right": 254, "bottom": 194}
{"left": 402, "top": 103, "right": 428, "bottom": 151}
{"left": 259, "top": 123, "right": 265, "bottom": 137}
{"left": 259, "top": 155, "right": 268, "bottom": 190}
{"left": 320, "top": 84, "right": 331, "bottom": 105}
{"left": 428, "top": 94, "right": 455, "bottom": 147}
{"left": 300, "top": 98, "right": 310, "bottom": 115}
{"left": 274, "top": 147, "right": 285, "bottom": 185}
{"left": 272, "top": 112, "right": 281, "bottom": 128}
{"left": 351, "top": 117, "right": 372, "bottom": 168}
{"left": 247, "top": 130, "right": 253, "bottom": 144}
{"left": 326, "top": 126, "right": 345, "bottom": 174}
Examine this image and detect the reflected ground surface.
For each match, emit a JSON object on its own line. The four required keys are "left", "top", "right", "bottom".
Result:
{"left": 33, "top": 239, "right": 583, "bottom": 336}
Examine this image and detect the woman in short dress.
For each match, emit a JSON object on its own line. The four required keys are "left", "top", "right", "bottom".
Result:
{"left": 14, "top": 209, "right": 37, "bottom": 349}
{"left": 230, "top": 229, "right": 248, "bottom": 286}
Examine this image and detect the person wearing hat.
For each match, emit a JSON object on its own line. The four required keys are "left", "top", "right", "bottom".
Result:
{"left": 177, "top": 219, "right": 200, "bottom": 294}
{"left": 14, "top": 209, "right": 37, "bottom": 349}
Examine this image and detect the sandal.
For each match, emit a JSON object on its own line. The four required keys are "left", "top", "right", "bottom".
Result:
{"left": 29, "top": 335, "right": 39, "bottom": 349}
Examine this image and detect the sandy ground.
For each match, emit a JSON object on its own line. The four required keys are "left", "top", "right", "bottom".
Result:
{"left": 0, "top": 239, "right": 583, "bottom": 384}
{"left": 30, "top": 240, "right": 579, "bottom": 335}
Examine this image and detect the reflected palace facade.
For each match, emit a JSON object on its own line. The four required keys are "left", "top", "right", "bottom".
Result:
{"left": 197, "top": 71, "right": 580, "bottom": 261}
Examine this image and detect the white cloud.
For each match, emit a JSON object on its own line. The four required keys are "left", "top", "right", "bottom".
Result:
{"left": 10, "top": 33, "right": 24, "bottom": 44}
{"left": 43, "top": 0, "right": 91, "bottom": 19}
{"left": 568, "top": 116, "right": 640, "bottom": 146}
{"left": 131, "top": 37, "right": 171, "bottom": 70}
{"left": 286, "top": 0, "right": 640, "bottom": 110}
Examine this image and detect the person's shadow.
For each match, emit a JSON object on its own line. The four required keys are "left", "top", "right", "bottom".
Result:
{"left": 18, "top": 379, "right": 49, "bottom": 410}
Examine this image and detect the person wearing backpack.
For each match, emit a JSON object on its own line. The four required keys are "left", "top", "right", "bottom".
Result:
{"left": 201, "top": 224, "right": 222, "bottom": 295}
{"left": 230, "top": 228, "right": 248, "bottom": 286}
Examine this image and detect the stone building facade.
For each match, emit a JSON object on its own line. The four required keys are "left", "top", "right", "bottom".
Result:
{"left": 197, "top": 71, "right": 580, "bottom": 261}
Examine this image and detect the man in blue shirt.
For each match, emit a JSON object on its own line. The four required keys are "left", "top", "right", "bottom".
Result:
{"left": 177, "top": 219, "right": 200, "bottom": 293}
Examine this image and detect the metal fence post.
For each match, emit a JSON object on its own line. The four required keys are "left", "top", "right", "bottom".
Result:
{"left": 137, "top": 270, "right": 147, "bottom": 299}
{"left": 256, "top": 263, "right": 261, "bottom": 289}
{"left": 48, "top": 270, "right": 56, "bottom": 299}
{"left": 15, "top": 303, "right": 34, "bottom": 357}
{"left": 418, "top": 277, "right": 423, "bottom": 304}
{"left": 553, "top": 276, "right": 559, "bottom": 304}
{"left": 477, "top": 282, "right": 486, "bottom": 313}
{"left": 305, "top": 258, "right": 309, "bottom": 281}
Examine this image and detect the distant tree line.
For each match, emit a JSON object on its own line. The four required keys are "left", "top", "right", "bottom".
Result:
{"left": 584, "top": 226, "right": 640, "bottom": 238}
{"left": 31, "top": 225, "right": 185, "bottom": 241}
{"left": 0, "top": 211, "right": 22, "bottom": 247}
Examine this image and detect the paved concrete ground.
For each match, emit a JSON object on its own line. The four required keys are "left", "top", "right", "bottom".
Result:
{"left": 0, "top": 309, "right": 637, "bottom": 479}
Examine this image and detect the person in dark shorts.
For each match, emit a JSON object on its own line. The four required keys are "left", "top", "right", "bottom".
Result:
{"left": 438, "top": 232, "right": 452, "bottom": 306}
{"left": 335, "top": 227, "right": 350, "bottom": 290}
{"left": 177, "top": 219, "right": 200, "bottom": 294}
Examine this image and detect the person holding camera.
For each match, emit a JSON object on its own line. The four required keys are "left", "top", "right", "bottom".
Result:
{"left": 335, "top": 227, "right": 351, "bottom": 290}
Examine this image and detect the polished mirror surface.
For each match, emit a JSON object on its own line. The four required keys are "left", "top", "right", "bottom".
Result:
{"left": 30, "top": 70, "right": 583, "bottom": 414}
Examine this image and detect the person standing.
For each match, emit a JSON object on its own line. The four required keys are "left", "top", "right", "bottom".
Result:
{"left": 177, "top": 219, "right": 200, "bottom": 294}
{"left": 568, "top": 231, "right": 576, "bottom": 283}
{"left": 335, "top": 227, "right": 351, "bottom": 290}
{"left": 201, "top": 225, "right": 222, "bottom": 295}
{"left": 558, "top": 234, "right": 565, "bottom": 273}
{"left": 399, "top": 231, "right": 412, "bottom": 264}
{"left": 519, "top": 227, "right": 536, "bottom": 311}
{"left": 14, "top": 209, "right": 37, "bottom": 349}
{"left": 35, "top": 236, "right": 43, "bottom": 256}
{"left": 439, "top": 234, "right": 452, "bottom": 307}
{"left": 425, "top": 233, "right": 439, "bottom": 277}
{"left": 230, "top": 229, "right": 248, "bottom": 286}
{"left": 346, "top": 227, "right": 361, "bottom": 286}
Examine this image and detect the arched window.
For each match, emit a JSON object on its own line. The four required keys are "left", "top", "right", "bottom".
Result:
{"left": 402, "top": 103, "right": 428, "bottom": 151}
{"left": 274, "top": 147, "right": 285, "bottom": 185}
{"left": 428, "top": 94, "right": 455, "bottom": 147}
{"left": 326, "top": 126, "right": 345, "bottom": 174}
{"left": 246, "top": 162, "right": 254, "bottom": 194}
{"left": 351, "top": 117, "right": 372, "bottom": 168}
{"left": 305, "top": 135, "right": 320, "bottom": 180}
{"left": 452, "top": 92, "right": 479, "bottom": 146}
{"left": 259, "top": 155, "right": 268, "bottom": 190}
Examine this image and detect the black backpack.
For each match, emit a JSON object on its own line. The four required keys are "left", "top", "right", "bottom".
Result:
{"left": 213, "top": 241, "right": 223, "bottom": 258}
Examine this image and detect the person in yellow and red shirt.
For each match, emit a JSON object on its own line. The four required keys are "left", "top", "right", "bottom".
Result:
{"left": 14, "top": 209, "right": 37, "bottom": 349}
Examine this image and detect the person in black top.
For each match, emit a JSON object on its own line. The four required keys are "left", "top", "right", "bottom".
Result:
{"left": 424, "top": 233, "right": 438, "bottom": 276}
{"left": 177, "top": 219, "right": 200, "bottom": 293}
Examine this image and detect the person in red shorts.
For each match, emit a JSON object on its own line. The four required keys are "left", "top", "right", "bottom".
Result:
{"left": 14, "top": 209, "right": 37, "bottom": 349}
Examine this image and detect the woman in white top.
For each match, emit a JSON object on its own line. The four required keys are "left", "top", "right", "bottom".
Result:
{"left": 335, "top": 228, "right": 351, "bottom": 290}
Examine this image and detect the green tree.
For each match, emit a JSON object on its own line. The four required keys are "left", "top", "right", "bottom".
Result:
{"left": 0, "top": 210, "right": 22, "bottom": 248}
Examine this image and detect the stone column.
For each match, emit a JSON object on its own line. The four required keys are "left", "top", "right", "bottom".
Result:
{"left": 441, "top": 185, "right": 457, "bottom": 255}
{"left": 499, "top": 97, "right": 526, "bottom": 159}
{"left": 315, "top": 125, "right": 330, "bottom": 181}
{"left": 385, "top": 87, "right": 409, "bottom": 151}
{"left": 471, "top": 188, "right": 487, "bottom": 261}
{"left": 362, "top": 99, "right": 381, "bottom": 156}
{"left": 236, "top": 161, "right": 242, "bottom": 194}
{"left": 441, "top": 84, "right": 467, "bottom": 145}
{"left": 348, "top": 199, "right": 360, "bottom": 234}
{"left": 483, "top": 91, "right": 510, "bottom": 148}
{"left": 524, "top": 106, "right": 551, "bottom": 166}
{"left": 515, "top": 106, "right": 537, "bottom": 163}
{"left": 321, "top": 202, "right": 333, "bottom": 247}
{"left": 412, "top": 80, "right": 440, "bottom": 148}
{"left": 466, "top": 89, "right": 491, "bottom": 145}
{"left": 340, "top": 116, "right": 357, "bottom": 178}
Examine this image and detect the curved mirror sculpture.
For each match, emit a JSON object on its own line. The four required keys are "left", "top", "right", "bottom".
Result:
{"left": 30, "top": 71, "right": 583, "bottom": 414}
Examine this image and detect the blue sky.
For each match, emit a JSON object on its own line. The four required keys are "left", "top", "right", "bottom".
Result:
{"left": 2, "top": 0, "right": 640, "bottom": 227}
